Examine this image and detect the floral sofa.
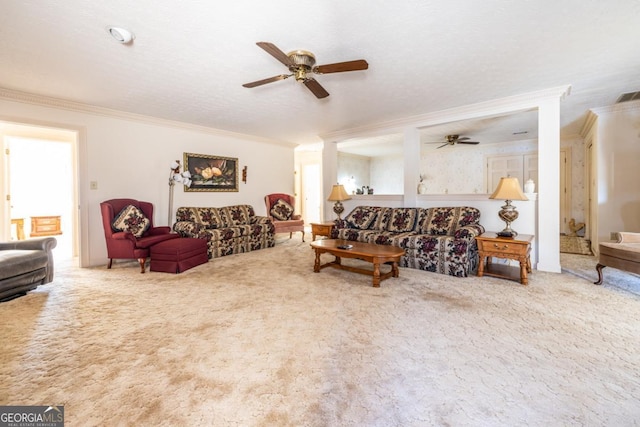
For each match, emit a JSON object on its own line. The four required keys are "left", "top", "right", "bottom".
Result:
{"left": 173, "top": 205, "right": 275, "bottom": 259}
{"left": 331, "top": 206, "right": 485, "bottom": 277}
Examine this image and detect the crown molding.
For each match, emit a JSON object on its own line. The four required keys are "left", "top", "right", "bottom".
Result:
{"left": 0, "top": 87, "right": 296, "bottom": 148}
{"left": 580, "top": 110, "right": 598, "bottom": 138}
{"left": 589, "top": 99, "right": 640, "bottom": 116}
{"left": 580, "top": 100, "right": 640, "bottom": 137}
{"left": 320, "top": 85, "right": 572, "bottom": 142}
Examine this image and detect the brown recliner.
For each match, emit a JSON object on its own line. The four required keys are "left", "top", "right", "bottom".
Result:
{"left": 595, "top": 232, "right": 640, "bottom": 285}
{"left": 100, "top": 198, "right": 179, "bottom": 273}
{"left": 264, "top": 193, "right": 305, "bottom": 242}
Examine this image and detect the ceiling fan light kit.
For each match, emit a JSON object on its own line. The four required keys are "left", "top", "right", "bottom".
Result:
{"left": 425, "top": 134, "right": 481, "bottom": 149}
{"left": 242, "top": 41, "right": 368, "bottom": 99}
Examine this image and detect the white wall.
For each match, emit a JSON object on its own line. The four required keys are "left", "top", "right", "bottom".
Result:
{"left": 337, "top": 152, "right": 370, "bottom": 194}
{"left": 420, "top": 140, "right": 538, "bottom": 194}
{"left": 338, "top": 152, "right": 405, "bottom": 195}
{"left": 592, "top": 101, "right": 640, "bottom": 244}
{"left": 0, "top": 96, "right": 296, "bottom": 267}
{"left": 370, "top": 155, "right": 404, "bottom": 195}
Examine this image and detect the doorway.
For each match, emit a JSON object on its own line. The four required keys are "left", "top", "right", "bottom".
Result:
{"left": 302, "top": 163, "right": 321, "bottom": 224}
{"left": 1, "top": 122, "right": 78, "bottom": 263}
{"left": 559, "top": 147, "right": 572, "bottom": 235}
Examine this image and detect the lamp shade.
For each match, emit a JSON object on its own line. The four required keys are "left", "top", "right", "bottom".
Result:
{"left": 327, "top": 184, "right": 351, "bottom": 202}
{"left": 489, "top": 177, "right": 528, "bottom": 201}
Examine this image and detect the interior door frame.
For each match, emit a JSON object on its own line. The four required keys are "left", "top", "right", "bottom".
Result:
{"left": 295, "top": 150, "right": 323, "bottom": 225}
{"left": 559, "top": 147, "right": 572, "bottom": 235}
{"left": 0, "top": 117, "right": 86, "bottom": 265}
{"left": 586, "top": 138, "right": 597, "bottom": 254}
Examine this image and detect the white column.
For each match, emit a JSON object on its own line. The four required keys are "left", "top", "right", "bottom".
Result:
{"left": 321, "top": 140, "right": 338, "bottom": 221}
{"left": 536, "top": 97, "right": 561, "bottom": 272}
{"left": 403, "top": 127, "right": 420, "bottom": 207}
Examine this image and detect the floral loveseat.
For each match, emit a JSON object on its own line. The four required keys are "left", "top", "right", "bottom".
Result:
{"left": 331, "top": 206, "right": 485, "bottom": 277}
{"left": 173, "top": 205, "right": 275, "bottom": 259}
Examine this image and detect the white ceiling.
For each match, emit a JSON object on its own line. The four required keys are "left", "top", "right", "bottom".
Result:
{"left": 1, "top": 1, "right": 639, "bottom": 152}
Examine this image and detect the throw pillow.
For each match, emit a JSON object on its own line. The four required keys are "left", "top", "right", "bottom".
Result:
{"left": 270, "top": 199, "right": 294, "bottom": 221}
{"left": 111, "top": 204, "right": 150, "bottom": 238}
{"left": 344, "top": 206, "right": 378, "bottom": 230}
{"left": 196, "top": 208, "right": 222, "bottom": 229}
{"left": 421, "top": 207, "right": 456, "bottom": 235}
{"left": 386, "top": 208, "right": 418, "bottom": 232}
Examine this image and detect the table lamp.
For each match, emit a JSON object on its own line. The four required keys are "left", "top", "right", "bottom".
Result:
{"left": 489, "top": 177, "right": 528, "bottom": 237}
{"left": 327, "top": 184, "right": 351, "bottom": 220}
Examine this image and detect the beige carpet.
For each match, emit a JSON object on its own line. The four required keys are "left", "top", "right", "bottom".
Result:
{"left": 1, "top": 237, "right": 639, "bottom": 426}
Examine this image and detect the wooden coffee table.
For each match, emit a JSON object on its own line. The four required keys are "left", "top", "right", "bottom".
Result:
{"left": 310, "top": 239, "right": 405, "bottom": 287}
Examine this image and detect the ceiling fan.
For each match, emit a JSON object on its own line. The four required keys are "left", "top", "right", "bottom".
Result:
{"left": 426, "top": 135, "right": 481, "bottom": 149}
{"left": 242, "top": 42, "right": 368, "bottom": 99}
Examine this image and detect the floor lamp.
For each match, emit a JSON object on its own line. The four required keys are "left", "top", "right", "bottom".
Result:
{"left": 168, "top": 160, "right": 192, "bottom": 226}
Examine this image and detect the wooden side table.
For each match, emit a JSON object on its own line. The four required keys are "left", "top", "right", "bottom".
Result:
{"left": 476, "top": 232, "right": 533, "bottom": 285}
{"left": 310, "top": 222, "right": 334, "bottom": 241}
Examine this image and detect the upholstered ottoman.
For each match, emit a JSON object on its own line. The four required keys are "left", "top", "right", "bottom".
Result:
{"left": 150, "top": 238, "right": 208, "bottom": 273}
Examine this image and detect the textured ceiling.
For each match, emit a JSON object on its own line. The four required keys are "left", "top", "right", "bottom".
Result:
{"left": 1, "top": 1, "right": 639, "bottom": 150}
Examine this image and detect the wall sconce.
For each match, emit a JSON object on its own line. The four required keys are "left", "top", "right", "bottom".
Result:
{"left": 168, "top": 160, "right": 192, "bottom": 226}
{"left": 242, "top": 166, "right": 247, "bottom": 183}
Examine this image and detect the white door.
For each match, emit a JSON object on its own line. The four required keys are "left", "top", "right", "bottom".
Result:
{"left": 1, "top": 140, "right": 12, "bottom": 241}
{"left": 486, "top": 154, "right": 524, "bottom": 192}
{"left": 559, "top": 149, "right": 572, "bottom": 235}
{"left": 302, "top": 163, "right": 321, "bottom": 224}
{"left": 524, "top": 154, "right": 538, "bottom": 186}
{"left": 587, "top": 141, "right": 598, "bottom": 253}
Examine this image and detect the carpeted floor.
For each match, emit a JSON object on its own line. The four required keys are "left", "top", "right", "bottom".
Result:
{"left": 1, "top": 237, "right": 639, "bottom": 426}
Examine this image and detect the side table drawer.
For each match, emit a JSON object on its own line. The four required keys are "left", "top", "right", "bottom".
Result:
{"left": 310, "top": 222, "right": 334, "bottom": 241}
{"left": 478, "top": 240, "right": 527, "bottom": 256}
{"left": 30, "top": 216, "right": 62, "bottom": 237}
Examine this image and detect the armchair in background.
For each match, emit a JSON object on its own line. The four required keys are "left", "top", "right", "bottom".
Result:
{"left": 100, "top": 198, "right": 179, "bottom": 273}
{"left": 264, "top": 193, "right": 305, "bottom": 242}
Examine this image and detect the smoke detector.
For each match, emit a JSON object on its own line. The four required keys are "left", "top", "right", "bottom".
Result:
{"left": 106, "top": 26, "right": 135, "bottom": 44}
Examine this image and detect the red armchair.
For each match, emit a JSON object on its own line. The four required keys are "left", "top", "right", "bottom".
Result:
{"left": 264, "top": 193, "right": 305, "bottom": 242}
{"left": 100, "top": 198, "right": 179, "bottom": 273}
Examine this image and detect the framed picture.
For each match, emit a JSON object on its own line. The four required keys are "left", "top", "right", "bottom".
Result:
{"left": 183, "top": 153, "right": 239, "bottom": 192}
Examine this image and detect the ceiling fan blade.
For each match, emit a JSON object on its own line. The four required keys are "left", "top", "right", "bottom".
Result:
{"left": 458, "top": 141, "right": 480, "bottom": 145}
{"left": 313, "top": 59, "right": 369, "bottom": 74}
{"left": 436, "top": 143, "right": 450, "bottom": 149}
{"left": 456, "top": 137, "right": 470, "bottom": 141}
{"left": 256, "top": 42, "right": 294, "bottom": 67}
{"left": 242, "top": 74, "right": 291, "bottom": 88}
{"left": 303, "top": 78, "right": 329, "bottom": 99}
